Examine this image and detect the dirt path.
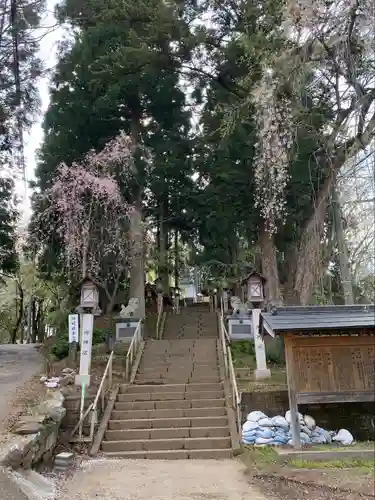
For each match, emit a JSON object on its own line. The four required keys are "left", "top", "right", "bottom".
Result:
{"left": 56, "top": 458, "right": 268, "bottom": 500}
{"left": 0, "top": 344, "right": 43, "bottom": 431}
{"left": 251, "top": 474, "right": 374, "bottom": 500}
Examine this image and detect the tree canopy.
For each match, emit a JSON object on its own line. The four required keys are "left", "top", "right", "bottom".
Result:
{"left": 25, "top": 0, "right": 375, "bottom": 315}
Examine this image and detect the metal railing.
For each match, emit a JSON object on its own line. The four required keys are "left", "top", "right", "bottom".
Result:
{"left": 125, "top": 319, "right": 143, "bottom": 380}
{"left": 71, "top": 320, "right": 143, "bottom": 443}
{"left": 71, "top": 351, "right": 114, "bottom": 443}
{"left": 218, "top": 300, "right": 242, "bottom": 434}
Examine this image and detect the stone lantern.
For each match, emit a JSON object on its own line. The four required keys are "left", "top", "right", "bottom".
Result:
{"left": 80, "top": 278, "right": 99, "bottom": 311}
{"left": 241, "top": 271, "right": 266, "bottom": 306}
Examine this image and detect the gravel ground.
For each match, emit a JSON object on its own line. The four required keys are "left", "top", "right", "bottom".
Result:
{"left": 56, "top": 458, "right": 269, "bottom": 500}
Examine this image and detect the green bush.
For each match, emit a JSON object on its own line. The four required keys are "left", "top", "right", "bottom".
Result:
{"left": 93, "top": 327, "right": 111, "bottom": 344}
{"left": 231, "top": 340, "right": 255, "bottom": 357}
{"left": 50, "top": 333, "right": 69, "bottom": 360}
{"left": 47, "top": 310, "right": 70, "bottom": 335}
{"left": 49, "top": 326, "right": 112, "bottom": 360}
{"left": 265, "top": 337, "right": 285, "bottom": 365}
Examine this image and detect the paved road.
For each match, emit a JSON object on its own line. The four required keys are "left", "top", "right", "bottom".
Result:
{"left": 57, "top": 458, "right": 268, "bottom": 500}
{"left": 0, "top": 468, "right": 29, "bottom": 500}
{"left": 0, "top": 343, "right": 43, "bottom": 428}
{"left": 0, "top": 344, "right": 44, "bottom": 500}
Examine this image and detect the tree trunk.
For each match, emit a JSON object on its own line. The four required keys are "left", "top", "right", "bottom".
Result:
{"left": 31, "top": 297, "right": 38, "bottom": 343}
{"left": 26, "top": 294, "right": 33, "bottom": 343}
{"left": 259, "top": 224, "right": 282, "bottom": 305}
{"left": 332, "top": 189, "right": 354, "bottom": 304}
{"left": 128, "top": 110, "right": 146, "bottom": 319}
{"left": 292, "top": 173, "right": 335, "bottom": 305}
{"left": 36, "top": 300, "right": 45, "bottom": 343}
{"left": 11, "top": 280, "right": 23, "bottom": 344}
{"left": 174, "top": 229, "right": 179, "bottom": 290}
{"left": 129, "top": 194, "right": 146, "bottom": 319}
{"left": 259, "top": 224, "right": 285, "bottom": 362}
{"left": 158, "top": 200, "right": 169, "bottom": 293}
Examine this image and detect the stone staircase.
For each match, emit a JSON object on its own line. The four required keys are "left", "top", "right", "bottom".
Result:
{"left": 100, "top": 306, "right": 234, "bottom": 459}
{"left": 163, "top": 306, "right": 218, "bottom": 340}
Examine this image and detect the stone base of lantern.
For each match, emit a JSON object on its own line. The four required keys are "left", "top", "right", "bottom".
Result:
{"left": 255, "top": 368, "right": 271, "bottom": 380}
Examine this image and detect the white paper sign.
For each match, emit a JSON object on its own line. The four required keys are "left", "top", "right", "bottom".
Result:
{"left": 77, "top": 314, "right": 94, "bottom": 386}
{"left": 68, "top": 314, "right": 79, "bottom": 343}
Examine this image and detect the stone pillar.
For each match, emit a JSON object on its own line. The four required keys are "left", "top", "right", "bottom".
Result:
{"left": 223, "top": 290, "right": 229, "bottom": 313}
{"left": 252, "top": 308, "right": 271, "bottom": 380}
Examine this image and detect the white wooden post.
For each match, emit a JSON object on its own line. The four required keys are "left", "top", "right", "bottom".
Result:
{"left": 75, "top": 313, "right": 94, "bottom": 387}
{"left": 252, "top": 308, "right": 271, "bottom": 380}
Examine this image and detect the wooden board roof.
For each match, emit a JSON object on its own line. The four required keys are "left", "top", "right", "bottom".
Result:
{"left": 260, "top": 304, "right": 375, "bottom": 336}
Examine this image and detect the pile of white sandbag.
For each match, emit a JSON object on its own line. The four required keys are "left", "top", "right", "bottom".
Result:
{"left": 242, "top": 410, "right": 354, "bottom": 446}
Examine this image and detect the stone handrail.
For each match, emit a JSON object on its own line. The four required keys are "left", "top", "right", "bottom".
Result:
{"left": 125, "top": 319, "right": 143, "bottom": 381}
{"left": 156, "top": 298, "right": 164, "bottom": 339}
{"left": 70, "top": 351, "right": 114, "bottom": 442}
{"left": 88, "top": 351, "right": 114, "bottom": 440}
{"left": 218, "top": 304, "right": 241, "bottom": 435}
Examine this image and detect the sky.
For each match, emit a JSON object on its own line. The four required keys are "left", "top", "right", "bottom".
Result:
{"left": 16, "top": 0, "right": 61, "bottom": 226}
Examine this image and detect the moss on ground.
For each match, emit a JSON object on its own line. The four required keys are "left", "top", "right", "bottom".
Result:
{"left": 241, "top": 444, "right": 375, "bottom": 475}
{"left": 231, "top": 340, "right": 287, "bottom": 392}
{"left": 287, "top": 457, "right": 375, "bottom": 471}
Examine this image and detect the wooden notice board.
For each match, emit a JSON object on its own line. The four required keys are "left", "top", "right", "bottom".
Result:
{"left": 283, "top": 330, "right": 375, "bottom": 448}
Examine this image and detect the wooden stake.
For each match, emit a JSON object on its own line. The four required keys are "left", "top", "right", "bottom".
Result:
{"left": 284, "top": 334, "right": 302, "bottom": 449}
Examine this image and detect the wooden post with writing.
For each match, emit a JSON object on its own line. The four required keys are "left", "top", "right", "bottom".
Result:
{"left": 68, "top": 314, "right": 79, "bottom": 366}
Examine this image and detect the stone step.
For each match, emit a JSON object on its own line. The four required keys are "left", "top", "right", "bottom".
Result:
{"left": 102, "top": 448, "right": 232, "bottom": 460}
{"left": 140, "top": 352, "right": 218, "bottom": 357}
{"left": 146, "top": 337, "right": 217, "bottom": 342}
{"left": 109, "top": 414, "right": 228, "bottom": 429}
{"left": 102, "top": 436, "right": 231, "bottom": 452}
{"left": 143, "top": 351, "right": 215, "bottom": 356}
{"left": 136, "top": 365, "right": 219, "bottom": 372}
{"left": 122, "top": 383, "right": 222, "bottom": 393}
{"left": 145, "top": 338, "right": 216, "bottom": 343}
{"left": 140, "top": 354, "right": 218, "bottom": 360}
{"left": 135, "top": 371, "right": 220, "bottom": 377}
{"left": 137, "top": 363, "right": 219, "bottom": 368}
{"left": 117, "top": 390, "right": 224, "bottom": 402}
{"left": 105, "top": 426, "right": 229, "bottom": 441}
{"left": 135, "top": 367, "right": 220, "bottom": 373}
{"left": 163, "top": 336, "right": 218, "bottom": 340}
{"left": 146, "top": 346, "right": 217, "bottom": 350}
{"left": 115, "top": 398, "right": 226, "bottom": 411}
{"left": 137, "top": 366, "right": 219, "bottom": 372}
{"left": 134, "top": 376, "right": 221, "bottom": 384}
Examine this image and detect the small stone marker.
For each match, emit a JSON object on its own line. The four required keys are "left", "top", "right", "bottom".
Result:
{"left": 53, "top": 452, "right": 74, "bottom": 473}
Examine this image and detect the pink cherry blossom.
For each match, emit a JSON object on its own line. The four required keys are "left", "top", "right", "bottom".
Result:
{"left": 43, "top": 131, "right": 141, "bottom": 289}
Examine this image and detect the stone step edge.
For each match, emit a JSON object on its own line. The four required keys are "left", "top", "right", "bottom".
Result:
{"left": 101, "top": 449, "right": 232, "bottom": 459}
{"left": 109, "top": 414, "right": 228, "bottom": 424}
{"left": 117, "top": 390, "right": 224, "bottom": 398}
{"left": 114, "top": 398, "right": 226, "bottom": 406}
{"left": 103, "top": 436, "right": 231, "bottom": 446}
{"left": 105, "top": 426, "right": 229, "bottom": 437}
{"left": 120, "top": 383, "right": 223, "bottom": 389}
